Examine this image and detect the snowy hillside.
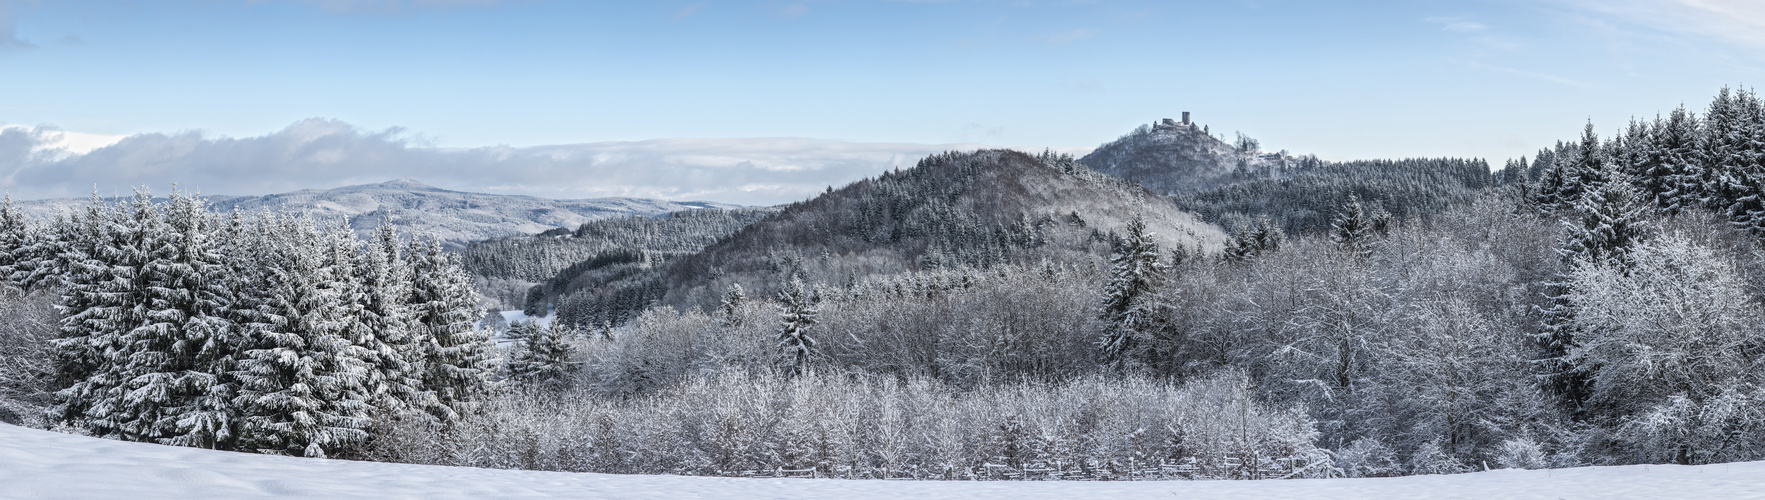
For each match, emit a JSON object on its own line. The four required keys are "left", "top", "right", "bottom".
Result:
{"left": 0, "top": 423, "right": 1758, "bottom": 500}
{"left": 13, "top": 179, "right": 741, "bottom": 248}
{"left": 1079, "top": 119, "right": 1294, "bottom": 195}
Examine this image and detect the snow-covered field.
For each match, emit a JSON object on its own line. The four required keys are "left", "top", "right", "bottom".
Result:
{"left": 1, "top": 423, "right": 1759, "bottom": 499}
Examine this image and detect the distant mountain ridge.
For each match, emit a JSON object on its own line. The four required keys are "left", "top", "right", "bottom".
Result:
{"left": 13, "top": 179, "right": 742, "bottom": 248}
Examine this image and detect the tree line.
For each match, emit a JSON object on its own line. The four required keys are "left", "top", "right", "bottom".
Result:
{"left": 0, "top": 190, "right": 490, "bottom": 458}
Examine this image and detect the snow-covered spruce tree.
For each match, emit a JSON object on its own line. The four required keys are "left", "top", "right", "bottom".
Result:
{"left": 1330, "top": 195, "right": 1375, "bottom": 259}
{"left": 0, "top": 195, "right": 30, "bottom": 282}
{"left": 1656, "top": 106, "right": 1705, "bottom": 214}
{"left": 406, "top": 237, "right": 491, "bottom": 421}
{"left": 1098, "top": 215, "right": 1165, "bottom": 368}
{"left": 717, "top": 283, "right": 746, "bottom": 328}
{"left": 1699, "top": 87, "right": 1751, "bottom": 213}
{"left": 1532, "top": 148, "right": 1569, "bottom": 210}
{"left": 50, "top": 189, "right": 229, "bottom": 445}
{"left": 504, "top": 320, "right": 578, "bottom": 390}
{"left": 12, "top": 211, "right": 72, "bottom": 292}
{"left": 357, "top": 223, "right": 432, "bottom": 413}
{"left": 51, "top": 194, "right": 137, "bottom": 438}
{"left": 775, "top": 277, "right": 818, "bottom": 378}
{"left": 1223, "top": 216, "right": 1284, "bottom": 263}
{"left": 328, "top": 222, "right": 416, "bottom": 417}
{"left": 1561, "top": 167, "right": 1653, "bottom": 269}
{"left": 1537, "top": 167, "right": 1653, "bottom": 414}
{"left": 1718, "top": 89, "right": 1765, "bottom": 237}
{"left": 1551, "top": 122, "right": 1606, "bottom": 212}
{"left": 150, "top": 191, "right": 236, "bottom": 449}
{"left": 232, "top": 213, "right": 373, "bottom": 458}
{"left": 1615, "top": 118, "right": 1656, "bottom": 182}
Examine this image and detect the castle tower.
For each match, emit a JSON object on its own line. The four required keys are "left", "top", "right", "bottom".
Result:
{"left": 1182, "top": 111, "right": 1191, "bottom": 126}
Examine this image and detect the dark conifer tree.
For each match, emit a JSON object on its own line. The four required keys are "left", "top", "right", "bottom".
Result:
{"left": 1098, "top": 216, "right": 1165, "bottom": 367}
{"left": 505, "top": 321, "right": 577, "bottom": 390}
{"left": 1331, "top": 195, "right": 1375, "bottom": 259}
{"left": 1656, "top": 106, "right": 1704, "bottom": 213}
{"left": 775, "top": 277, "right": 818, "bottom": 377}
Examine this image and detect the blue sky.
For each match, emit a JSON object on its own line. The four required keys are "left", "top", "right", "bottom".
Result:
{"left": 2, "top": 0, "right": 1764, "bottom": 203}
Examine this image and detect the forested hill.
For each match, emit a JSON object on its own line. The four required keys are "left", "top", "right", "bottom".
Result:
{"left": 461, "top": 206, "right": 781, "bottom": 310}
{"left": 14, "top": 179, "right": 739, "bottom": 248}
{"left": 1178, "top": 157, "right": 1496, "bottom": 235}
{"left": 1078, "top": 118, "right": 1299, "bottom": 195}
{"left": 1081, "top": 119, "right": 1498, "bottom": 236}
{"left": 539, "top": 149, "right": 1228, "bottom": 327}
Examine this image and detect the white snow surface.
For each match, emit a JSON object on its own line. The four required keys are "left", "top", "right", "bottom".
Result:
{"left": 500, "top": 309, "right": 551, "bottom": 328}
{"left": 2, "top": 424, "right": 1761, "bottom": 499}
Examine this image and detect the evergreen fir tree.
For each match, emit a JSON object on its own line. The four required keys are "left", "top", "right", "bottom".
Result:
{"left": 150, "top": 191, "right": 235, "bottom": 449}
{"left": 1532, "top": 147, "right": 1568, "bottom": 210}
{"left": 1562, "top": 168, "right": 1654, "bottom": 268}
{"left": 1330, "top": 195, "right": 1375, "bottom": 259}
{"left": 1701, "top": 87, "right": 1749, "bottom": 212}
{"left": 0, "top": 195, "right": 29, "bottom": 282}
{"left": 13, "top": 211, "right": 73, "bottom": 292}
{"left": 51, "top": 194, "right": 134, "bottom": 438}
{"left": 1721, "top": 90, "right": 1765, "bottom": 237}
{"left": 1556, "top": 122, "right": 1605, "bottom": 209}
{"left": 1657, "top": 106, "right": 1704, "bottom": 213}
{"left": 1098, "top": 215, "right": 1165, "bottom": 367}
{"left": 1616, "top": 118, "right": 1655, "bottom": 181}
{"left": 407, "top": 237, "right": 491, "bottom": 421}
{"left": 1224, "top": 216, "right": 1285, "bottom": 262}
{"left": 356, "top": 223, "right": 429, "bottom": 413}
{"left": 775, "top": 277, "right": 818, "bottom": 377}
{"left": 717, "top": 283, "right": 746, "bottom": 328}
{"left": 232, "top": 213, "right": 373, "bottom": 458}
{"left": 504, "top": 321, "right": 577, "bottom": 390}
{"left": 1538, "top": 167, "right": 1654, "bottom": 415}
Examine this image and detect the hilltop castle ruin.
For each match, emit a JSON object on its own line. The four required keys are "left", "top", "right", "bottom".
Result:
{"left": 1155, "top": 111, "right": 1197, "bottom": 131}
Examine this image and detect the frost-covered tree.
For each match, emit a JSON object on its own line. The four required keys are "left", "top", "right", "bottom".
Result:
{"left": 151, "top": 191, "right": 235, "bottom": 449}
{"left": 232, "top": 214, "right": 373, "bottom": 458}
{"left": 1567, "top": 236, "right": 1763, "bottom": 424}
{"left": 351, "top": 223, "right": 427, "bottom": 414}
{"left": 407, "top": 237, "right": 492, "bottom": 420}
{"left": 775, "top": 277, "right": 818, "bottom": 377}
{"left": 1655, "top": 106, "right": 1704, "bottom": 213}
{"left": 717, "top": 283, "right": 746, "bottom": 328}
{"left": 1330, "top": 195, "right": 1374, "bottom": 259}
{"left": 0, "top": 195, "right": 30, "bottom": 282}
{"left": 1553, "top": 123, "right": 1606, "bottom": 211}
{"left": 52, "top": 193, "right": 144, "bottom": 439}
{"left": 1560, "top": 168, "right": 1653, "bottom": 268}
{"left": 505, "top": 321, "right": 577, "bottom": 390}
{"left": 1538, "top": 168, "right": 1654, "bottom": 413}
{"left": 1223, "top": 216, "right": 1284, "bottom": 263}
{"left": 1700, "top": 87, "right": 1752, "bottom": 213}
{"left": 1098, "top": 215, "right": 1165, "bottom": 367}
{"left": 1716, "top": 89, "right": 1765, "bottom": 237}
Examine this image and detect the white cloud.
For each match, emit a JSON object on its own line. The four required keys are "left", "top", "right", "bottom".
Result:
{"left": 0, "top": 126, "right": 125, "bottom": 156}
{"left": 1559, "top": 0, "right": 1765, "bottom": 51}
{"left": 0, "top": 119, "right": 1016, "bottom": 205}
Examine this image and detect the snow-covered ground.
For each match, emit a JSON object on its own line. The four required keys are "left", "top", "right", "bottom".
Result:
{"left": 500, "top": 309, "right": 551, "bottom": 328}
{"left": 483, "top": 310, "right": 553, "bottom": 347}
{"left": 1, "top": 423, "right": 1759, "bottom": 499}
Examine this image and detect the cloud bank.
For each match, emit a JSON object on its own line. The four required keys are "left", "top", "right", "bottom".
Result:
{"left": 0, "top": 119, "right": 1017, "bottom": 206}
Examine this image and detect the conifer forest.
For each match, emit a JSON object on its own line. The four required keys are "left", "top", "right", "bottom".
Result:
{"left": 8, "top": 86, "right": 1765, "bottom": 482}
